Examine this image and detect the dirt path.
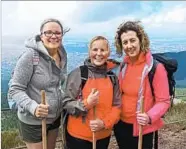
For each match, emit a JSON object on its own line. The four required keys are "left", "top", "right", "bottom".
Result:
{"left": 108, "top": 124, "right": 186, "bottom": 149}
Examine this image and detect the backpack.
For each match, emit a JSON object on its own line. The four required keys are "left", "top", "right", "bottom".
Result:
{"left": 120, "top": 53, "right": 178, "bottom": 149}
{"left": 8, "top": 49, "right": 40, "bottom": 111}
{"left": 120, "top": 53, "right": 178, "bottom": 107}
{"left": 149, "top": 53, "right": 178, "bottom": 107}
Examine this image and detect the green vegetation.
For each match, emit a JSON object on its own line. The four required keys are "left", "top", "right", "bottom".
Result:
{"left": 1, "top": 130, "right": 25, "bottom": 149}
{"left": 1, "top": 111, "right": 19, "bottom": 131}
{"left": 175, "top": 88, "right": 186, "bottom": 101}
{"left": 1, "top": 92, "right": 9, "bottom": 109}
{"left": 164, "top": 102, "right": 186, "bottom": 127}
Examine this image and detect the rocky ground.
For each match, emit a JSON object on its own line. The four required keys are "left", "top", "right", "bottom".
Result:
{"left": 108, "top": 124, "right": 186, "bottom": 149}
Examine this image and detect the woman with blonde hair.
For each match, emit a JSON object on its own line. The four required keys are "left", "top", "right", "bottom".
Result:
{"left": 114, "top": 21, "right": 170, "bottom": 149}
{"left": 62, "top": 36, "right": 121, "bottom": 149}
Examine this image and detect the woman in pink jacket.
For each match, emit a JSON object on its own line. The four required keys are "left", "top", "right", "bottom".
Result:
{"left": 113, "top": 21, "right": 170, "bottom": 149}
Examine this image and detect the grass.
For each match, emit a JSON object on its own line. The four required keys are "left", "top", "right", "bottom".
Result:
{"left": 164, "top": 102, "right": 186, "bottom": 127}
{"left": 164, "top": 88, "right": 186, "bottom": 127}
{"left": 175, "top": 88, "right": 186, "bottom": 101}
{"left": 1, "top": 130, "right": 25, "bottom": 149}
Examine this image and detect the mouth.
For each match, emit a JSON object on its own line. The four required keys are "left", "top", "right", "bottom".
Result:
{"left": 127, "top": 49, "right": 135, "bottom": 54}
{"left": 94, "top": 57, "right": 104, "bottom": 62}
{"left": 49, "top": 40, "right": 59, "bottom": 44}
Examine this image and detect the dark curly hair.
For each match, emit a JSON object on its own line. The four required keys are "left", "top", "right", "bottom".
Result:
{"left": 114, "top": 21, "right": 150, "bottom": 56}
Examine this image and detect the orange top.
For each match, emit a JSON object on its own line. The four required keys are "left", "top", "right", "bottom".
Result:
{"left": 121, "top": 52, "right": 146, "bottom": 123}
{"left": 67, "top": 77, "right": 120, "bottom": 141}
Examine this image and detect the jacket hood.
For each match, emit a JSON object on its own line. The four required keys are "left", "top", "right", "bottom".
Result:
{"left": 25, "top": 35, "right": 67, "bottom": 70}
{"left": 107, "top": 59, "right": 120, "bottom": 71}
{"left": 123, "top": 50, "right": 153, "bottom": 72}
{"left": 25, "top": 35, "right": 67, "bottom": 58}
{"left": 84, "top": 58, "right": 120, "bottom": 75}
{"left": 25, "top": 35, "right": 49, "bottom": 56}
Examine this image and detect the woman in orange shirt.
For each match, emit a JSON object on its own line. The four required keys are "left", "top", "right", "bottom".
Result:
{"left": 113, "top": 21, "right": 170, "bottom": 149}
{"left": 63, "top": 36, "right": 121, "bottom": 149}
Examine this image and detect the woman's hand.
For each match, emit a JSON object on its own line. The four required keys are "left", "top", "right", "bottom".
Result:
{"left": 136, "top": 111, "right": 151, "bottom": 126}
{"left": 34, "top": 104, "right": 49, "bottom": 118}
{"left": 89, "top": 118, "right": 105, "bottom": 132}
{"left": 87, "top": 88, "right": 99, "bottom": 108}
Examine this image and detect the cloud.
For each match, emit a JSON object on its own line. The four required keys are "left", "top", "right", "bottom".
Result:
{"left": 2, "top": 1, "right": 186, "bottom": 38}
{"left": 2, "top": 1, "right": 79, "bottom": 36}
{"left": 142, "top": 5, "right": 186, "bottom": 25}
{"left": 140, "top": 4, "right": 186, "bottom": 37}
{"left": 71, "top": 1, "right": 141, "bottom": 23}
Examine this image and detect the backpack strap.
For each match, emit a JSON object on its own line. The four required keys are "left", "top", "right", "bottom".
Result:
{"left": 79, "top": 65, "right": 88, "bottom": 90}
{"left": 149, "top": 60, "right": 159, "bottom": 149}
{"left": 120, "top": 62, "right": 125, "bottom": 72}
{"left": 79, "top": 65, "right": 88, "bottom": 123}
{"left": 32, "top": 50, "right": 40, "bottom": 66}
{"left": 107, "top": 71, "right": 116, "bottom": 87}
{"left": 148, "top": 59, "right": 159, "bottom": 97}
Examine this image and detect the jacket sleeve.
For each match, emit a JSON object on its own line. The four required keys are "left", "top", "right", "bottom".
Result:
{"left": 147, "top": 63, "right": 170, "bottom": 123}
{"left": 102, "top": 75, "right": 121, "bottom": 129}
{"left": 8, "top": 49, "right": 38, "bottom": 116}
{"left": 62, "top": 67, "right": 87, "bottom": 116}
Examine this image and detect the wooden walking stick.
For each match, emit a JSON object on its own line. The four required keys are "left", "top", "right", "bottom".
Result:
{"left": 41, "top": 90, "right": 47, "bottom": 149}
{"left": 138, "top": 97, "right": 144, "bottom": 149}
{"left": 92, "top": 88, "right": 97, "bottom": 149}
{"left": 92, "top": 106, "right": 96, "bottom": 149}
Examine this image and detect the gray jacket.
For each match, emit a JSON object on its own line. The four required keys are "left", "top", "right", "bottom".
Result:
{"left": 8, "top": 35, "right": 67, "bottom": 125}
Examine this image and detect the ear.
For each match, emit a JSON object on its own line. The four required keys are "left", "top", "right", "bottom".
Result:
{"left": 40, "top": 34, "right": 44, "bottom": 42}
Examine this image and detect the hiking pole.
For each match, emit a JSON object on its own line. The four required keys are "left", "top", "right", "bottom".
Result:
{"left": 92, "top": 88, "right": 97, "bottom": 149}
{"left": 41, "top": 90, "right": 47, "bottom": 149}
{"left": 138, "top": 97, "right": 144, "bottom": 149}
{"left": 93, "top": 106, "right": 96, "bottom": 149}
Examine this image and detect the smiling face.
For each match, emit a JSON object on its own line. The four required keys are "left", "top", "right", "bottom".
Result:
{"left": 89, "top": 39, "right": 110, "bottom": 66}
{"left": 40, "top": 22, "right": 62, "bottom": 50}
{"left": 120, "top": 30, "right": 141, "bottom": 61}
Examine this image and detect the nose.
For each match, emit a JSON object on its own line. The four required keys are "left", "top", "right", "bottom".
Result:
{"left": 97, "top": 49, "right": 102, "bottom": 55}
{"left": 127, "top": 42, "right": 132, "bottom": 49}
{"left": 51, "top": 33, "right": 57, "bottom": 38}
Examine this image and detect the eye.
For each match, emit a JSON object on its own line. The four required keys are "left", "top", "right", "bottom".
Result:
{"left": 43, "top": 30, "right": 53, "bottom": 37}
{"left": 122, "top": 41, "right": 127, "bottom": 45}
{"left": 44, "top": 30, "right": 52, "bottom": 35}
{"left": 54, "top": 31, "right": 62, "bottom": 36}
{"left": 100, "top": 48, "right": 105, "bottom": 52}
{"left": 130, "top": 39, "right": 136, "bottom": 43}
{"left": 92, "top": 48, "right": 98, "bottom": 51}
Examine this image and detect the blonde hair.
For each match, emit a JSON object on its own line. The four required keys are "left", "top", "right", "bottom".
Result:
{"left": 89, "top": 36, "right": 110, "bottom": 51}
{"left": 115, "top": 21, "right": 150, "bottom": 56}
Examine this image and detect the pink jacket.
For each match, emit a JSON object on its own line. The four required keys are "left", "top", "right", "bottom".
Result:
{"left": 119, "top": 51, "right": 170, "bottom": 136}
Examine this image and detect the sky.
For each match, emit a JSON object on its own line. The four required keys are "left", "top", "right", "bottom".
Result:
{"left": 2, "top": 1, "right": 186, "bottom": 40}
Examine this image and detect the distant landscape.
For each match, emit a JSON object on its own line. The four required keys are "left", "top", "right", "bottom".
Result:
{"left": 1, "top": 36, "right": 186, "bottom": 109}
